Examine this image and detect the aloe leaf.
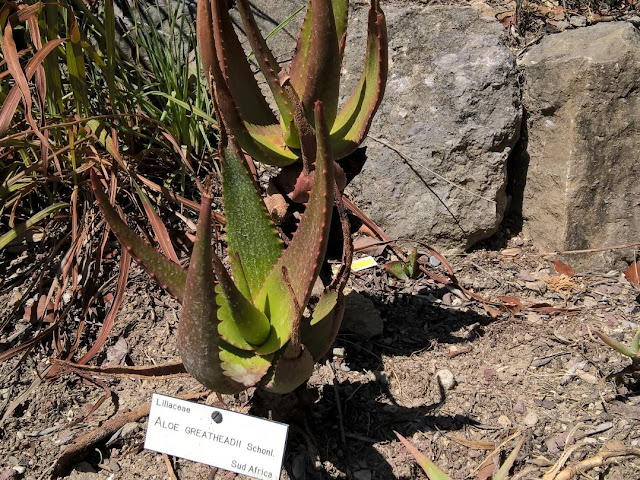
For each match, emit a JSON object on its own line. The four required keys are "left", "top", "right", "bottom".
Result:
{"left": 206, "top": 0, "right": 276, "bottom": 126}
{"left": 220, "top": 134, "right": 283, "bottom": 296}
{"left": 632, "top": 327, "right": 640, "bottom": 354}
{"left": 271, "top": 102, "right": 335, "bottom": 306}
{"left": 394, "top": 432, "right": 453, "bottom": 480}
{"left": 493, "top": 435, "right": 525, "bottom": 480}
{"left": 289, "top": 0, "right": 341, "bottom": 127}
{"left": 592, "top": 328, "right": 639, "bottom": 358}
{"left": 303, "top": 290, "right": 345, "bottom": 360}
{"left": 332, "top": 0, "right": 349, "bottom": 61}
{"left": 288, "top": 2, "right": 312, "bottom": 101}
{"left": 211, "top": 252, "right": 272, "bottom": 346}
{"left": 310, "top": 289, "right": 338, "bottom": 326}
{"left": 198, "top": 6, "right": 298, "bottom": 168}
{"left": 254, "top": 102, "right": 335, "bottom": 350}
{"left": 197, "top": 0, "right": 296, "bottom": 166}
{"left": 177, "top": 189, "right": 244, "bottom": 394}
{"left": 235, "top": 0, "right": 297, "bottom": 146}
{"left": 261, "top": 346, "right": 315, "bottom": 394}
{"left": 219, "top": 343, "right": 273, "bottom": 387}
{"left": 407, "top": 247, "right": 419, "bottom": 278}
{"left": 384, "top": 260, "right": 409, "bottom": 280}
{"left": 331, "top": 0, "right": 388, "bottom": 159}
{"left": 91, "top": 170, "right": 187, "bottom": 301}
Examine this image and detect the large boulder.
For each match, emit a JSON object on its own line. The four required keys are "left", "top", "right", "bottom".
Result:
{"left": 346, "top": 4, "right": 522, "bottom": 251}
{"left": 229, "top": 2, "right": 522, "bottom": 252}
{"left": 519, "top": 22, "right": 640, "bottom": 269}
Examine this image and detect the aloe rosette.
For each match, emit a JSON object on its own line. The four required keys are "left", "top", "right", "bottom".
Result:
{"left": 92, "top": 101, "right": 346, "bottom": 394}
{"left": 197, "top": 0, "right": 388, "bottom": 199}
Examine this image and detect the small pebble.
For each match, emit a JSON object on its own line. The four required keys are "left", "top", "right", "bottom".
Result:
{"left": 332, "top": 347, "right": 345, "bottom": 357}
{"left": 429, "top": 256, "right": 441, "bottom": 267}
{"left": 569, "top": 15, "right": 587, "bottom": 27}
{"left": 524, "top": 412, "right": 539, "bottom": 427}
{"left": 498, "top": 415, "right": 512, "bottom": 428}
{"left": 513, "top": 401, "right": 526, "bottom": 414}
{"left": 436, "top": 369, "right": 456, "bottom": 390}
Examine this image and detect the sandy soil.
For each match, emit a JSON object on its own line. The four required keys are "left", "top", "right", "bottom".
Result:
{"left": 1, "top": 228, "right": 639, "bottom": 479}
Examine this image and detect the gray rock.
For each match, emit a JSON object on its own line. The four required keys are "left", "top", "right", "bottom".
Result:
{"left": 519, "top": 22, "right": 640, "bottom": 270}
{"left": 340, "top": 289, "right": 384, "bottom": 339}
{"left": 347, "top": 5, "right": 521, "bottom": 251}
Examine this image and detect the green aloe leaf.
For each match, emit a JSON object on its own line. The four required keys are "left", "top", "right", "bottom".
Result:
{"left": 203, "top": 0, "right": 275, "bottom": 127}
{"left": 91, "top": 170, "right": 187, "bottom": 301}
{"left": 303, "top": 290, "right": 345, "bottom": 361}
{"left": 592, "top": 328, "right": 639, "bottom": 358}
{"left": 331, "top": 0, "right": 388, "bottom": 159}
{"left": 219, "top": 343, "right": 273, "bottom": 387}
{"left": 632, "top": 327, "right": 640, "bottom": 354}
{"left": 406, "top": 248, "right": 419, "bottom": 278}
{"left": 211, "top": 252, "right": 272, "bottom": 347}
{"left": 289, "top": 0, "right": 341, "bottom": 127}
{"left": 332, "top": 0, "right": 349, "bottom": 60}
{"left": 384, "top": 260, "right": 409, "bottom": 280}
{"left": 197, "top": 0, "right": 298, "bottom": 166}
{"left": 310, "top": 289, "right": 338, "bottom": 326}
{"left": 177, "top": 189, "right": 244, "bottom": 394}
{"left": 262, "top": 346, "right": 315, "bottom": 394}
{"left": 220, "top": 134, "right": 283, "bottom": 295}
{"left": 235, "top": 0, "right": 297, "bottom": 147}
{"left": 394, "top": 432, "right": 452, "bottom": 480}
{"left": 254, "top": 102, "right": 335, "bottom": 351}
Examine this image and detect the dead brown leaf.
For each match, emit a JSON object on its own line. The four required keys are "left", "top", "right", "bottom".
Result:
{"left": 553, "top": 259, "right": 575, "bottom": 277}
{"left": 624, "top": 261, "right": 639, "bottom": 285}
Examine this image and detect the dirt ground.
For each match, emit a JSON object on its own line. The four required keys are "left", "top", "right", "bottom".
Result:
{"left": 2, "top": 221, "right": 640, "bottom": 479}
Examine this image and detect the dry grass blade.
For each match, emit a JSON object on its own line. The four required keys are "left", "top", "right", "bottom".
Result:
{"left": 74, "top": 249, "right": 131, "bottom": 365}
{"left": 394, "top": 431, "right": 452, "bottom": 480}
{"left": 133, "top": 181, "right": 180, "bottom": 263}
{"left": 50, "top": 358, "right": 187, "bottom": 379}
{"left": 136, "top": 174, "right": 225, "bottom": 224}
{"left": 0, "top": 202, "right": 68, "bottom": 250}
{"left": 0, "top": 321, "right": 60, "bottom": 364}
{"left": 0, "top": 37, "right": 65, "bottom": 135}
{"left": 1, "top": 19, "right": 50, "bottom": 150}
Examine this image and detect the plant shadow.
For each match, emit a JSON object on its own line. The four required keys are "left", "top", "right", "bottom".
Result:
{"left": 249, "top": 284, "right": 497, "bottom": 479}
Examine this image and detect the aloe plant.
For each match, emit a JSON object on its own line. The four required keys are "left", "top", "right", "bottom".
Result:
{"left": 92, "top": 101, "right": 348, "bottom": 394}
{"left": 197, "top": 0, "right": 388, "bottom": 200}
{"left": 591, "top": 327, "right": 640, "bottom": 373}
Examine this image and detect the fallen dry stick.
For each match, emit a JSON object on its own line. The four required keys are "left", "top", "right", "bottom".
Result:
{"left": 552, "top": 443, "right": 640, "bottom": 480}
{"left": 53, "top": 390, "right": 209, "bottom": 476}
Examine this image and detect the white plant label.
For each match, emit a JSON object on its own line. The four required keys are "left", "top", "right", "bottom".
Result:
{"left": 144, "top": 393, "right": 288, "bottom": 480}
